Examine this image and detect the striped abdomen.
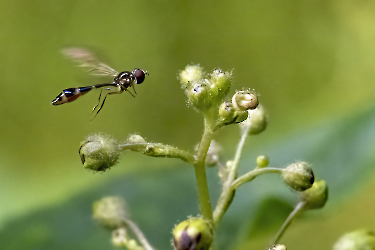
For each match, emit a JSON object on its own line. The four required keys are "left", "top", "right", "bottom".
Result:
{"left": 52, "top": 87, "right": 92, "bottom": 105}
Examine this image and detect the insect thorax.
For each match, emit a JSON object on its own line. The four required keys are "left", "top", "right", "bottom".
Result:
{"left": 115, "top": 71, "right": 135, "bottom": 90}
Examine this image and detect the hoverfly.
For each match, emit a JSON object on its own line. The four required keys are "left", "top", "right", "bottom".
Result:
{"left": 52, "top": 48, "right": 147, "bottom": 120}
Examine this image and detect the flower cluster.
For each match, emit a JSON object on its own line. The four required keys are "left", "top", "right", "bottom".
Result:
{"left": 179, "top": 65, "right": 232, "bottom": 115}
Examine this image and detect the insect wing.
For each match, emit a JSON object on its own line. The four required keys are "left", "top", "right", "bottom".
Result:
{"left": 62, "top": 48, "right": 118, "bottom": 77}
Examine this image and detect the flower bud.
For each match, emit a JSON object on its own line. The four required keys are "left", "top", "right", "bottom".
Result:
{"left": 219, "top": 102, "right": 236, "bottom": 123}
{"left": 127, "top": 134, "right": 146, "bottom": 144}
{"left": 232, "top": 90, "right": 259, "bottom": 111}
{"left": 300, "top": 179, "right": 328, "bottom": 210}
{"left": 234, "top": 110, "right": 249, "bottom": 123}
{"left": 188, "top": 83, "right": 211, "bottom": 112}
{"left": 268, "top": 244, "right": 287, "bottom": 250}
{"left": 112, "top": 228, "right": 128, "bottom": 247}
{"left": 173, "top": 217, "right": 213, "bottom": 250}
{"left": 218, "top": 102, "right": 248, "bottom": 125}
{"left": 93, "top": 197, "right": 128, "bottom": 229}
{"left": 282, "top": 161, "right": 314, "bottom": 191}
{"left": 79, "top": 134, "right": 121, "bottom": 172}
{"left": 209, "top": 69, "right": 232, "bottom": 101}
{"left": 179, "top": 65, "right": 204, "bottom": 88}
{"left": 256, "top": 155, "right": 269, "bottom": 168}
{"left": 333, "top": 230, "right": 375, "bottom": 250}
{"left": 240, "top": 104, "right": 268, "bottom": 135}
{"left": 112, "top": 228, "right": 142, "bottom": 249}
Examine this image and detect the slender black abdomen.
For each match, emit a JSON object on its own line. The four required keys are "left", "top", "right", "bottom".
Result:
{"left": 51, "top": 87, "right": 92, "bottom": 105}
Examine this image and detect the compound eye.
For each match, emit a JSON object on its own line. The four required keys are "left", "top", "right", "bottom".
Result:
{"left": 133, "top": 69, "right": 146, "bottom": 84}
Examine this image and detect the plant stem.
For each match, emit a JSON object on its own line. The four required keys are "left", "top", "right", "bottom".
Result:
{"left": 194, "top": 118, "right": 215, "bottom": 222}
{"left": 119, "top": 142, "right": 195, "bottom": 163}
{"left": 213, "top": 125, "right": 249, "bottom": 225}
{"left": 122, "top": 217, "right": 154, "bottom": 250}
{"left": 228, "top": 123, "right": 250, "bottom": 181}
{"left": 231, "top": 167, "right": 284, "bottom": 190}
{"left": 273, "top": 201, "right": 306, "bottom": 244}
{"left": 194, "top": 162, "right": 213, "bottom": 221}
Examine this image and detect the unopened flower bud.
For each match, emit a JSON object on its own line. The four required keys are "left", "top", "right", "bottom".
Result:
{"left": 282, "top": 161, "right": 314, "bottom": 191}
{"left": 218, "top": 102, "right": 248, "bottom": 124}
{"left": 333, "top": 230, "right": 375, "bottom": 250}
{"left": 268, "top": 244, "right": 287, "bottom": 250}
{"left": 209, "top": 69, "right": 232, "bottom": 101}
{"left": 179, "top": 64, "right": 204, "bottom": 88}
{"left": 112, "top": 228, "right": 143, "bottom": 249}
{"left": 256, "top": 155, "right": 269, "bottom": 168}
{"left": 173, "top": 217, "right": 213, "bottom": 250}
{"left": 188, "top": 83, "right": 211, "bottom": 111}
{"left": 234, "top": 110, "right": 249, "bottom": 123}
{"left": 232, "top": 90, "right": 259, "bottom": 111}
{"left": 127, "top": 134, "right": 146, "bottom": 144}
{"left": 112, "top": 228, "right": 128, "bottom": 247}
{"left": 79, "top": 134, "right": 121, "bottom": 172}
{"left": 240, "top": 104, "right": 268, "bottom": 135}
{"left": 300, "top": 179, "right": 328, "bottom": 210}
{"left": 219, "top": 102, "right": 236, "bottom": 123}
{"left": 93, "top": 197, "right": 128, "bottom": 229}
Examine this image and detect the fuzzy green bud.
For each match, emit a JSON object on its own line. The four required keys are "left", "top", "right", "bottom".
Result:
{"left": 300, "top": 179, "right": 328, "bottom": 210}
{"left": 218, "top": 102, "right": 248, "bottom": 125}
{"left": 234, "top": 110, "right": 249, "bottom": 123}
{"left": 333, "top": 230, "right": 375, "bottom": 250}
{"left": 282, "top": 161, "right": 314, "bottom": 191}
{"left": 256, "top": 155, "right": 269, "bottom": 168}
{"left": 173, "top": 217, "right": 213, "bottom": 250}
{"left": 93, "top": 197, "right": 128, "bottom": 229}
{"left": 179, "top": 65, "right": 204, "bottom": 88}
{"left": 232, "top": 90, "right": 259, "bottom": 111}
{"left": 219, "top": 102, "right": 236, "bottom": 124}
{"left": 209, "top": 69, "right": 232, "bottom": 101}
{"left": 79, "top": 134, "right": 121, "bottom": 172}
{"left": 268, "top": 244, "right": 287, "bottom": 250}
{"left": 179, "top": 65, "right": 233, "bottom": 115}
{"left": 188, "top": 83, "right": 211, "bottom": 112}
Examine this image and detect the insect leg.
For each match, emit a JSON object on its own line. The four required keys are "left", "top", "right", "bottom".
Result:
{"left": 132, "top": 84, "right": 137, "bottom": 95}
{"left": 90, "top": 88, "right": 104, "bottom": 115}
{"left": 89, "top": 91, "right": 121, "bottom": 122}
{"left": 126, "top": 89, "right": 136, "bottom": 98}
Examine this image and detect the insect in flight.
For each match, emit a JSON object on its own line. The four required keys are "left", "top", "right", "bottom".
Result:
{"left": 52, "top": 48, "right": 148, "bottom": 120}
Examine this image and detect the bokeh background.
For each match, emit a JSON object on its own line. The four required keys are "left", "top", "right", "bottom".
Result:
{"left": 1, "top": 0, "right": 375, "bottom": 249}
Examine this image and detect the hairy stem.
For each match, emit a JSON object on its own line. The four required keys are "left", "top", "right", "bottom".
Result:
{"left": 194, "top": 118, "right": 215, "bottom": 222}
{"left": 273, "top": 201, "right": 306, "bottom": 244}
{"left": 231, "top": 167, "right": 284, "bottom": 190}
{"left": 119, "top": 142, "right": 195, "bottom": 163}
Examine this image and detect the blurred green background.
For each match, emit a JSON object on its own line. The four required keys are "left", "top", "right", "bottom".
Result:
{"left": 1, "top": 0, "right": 375, "bottom": 249}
